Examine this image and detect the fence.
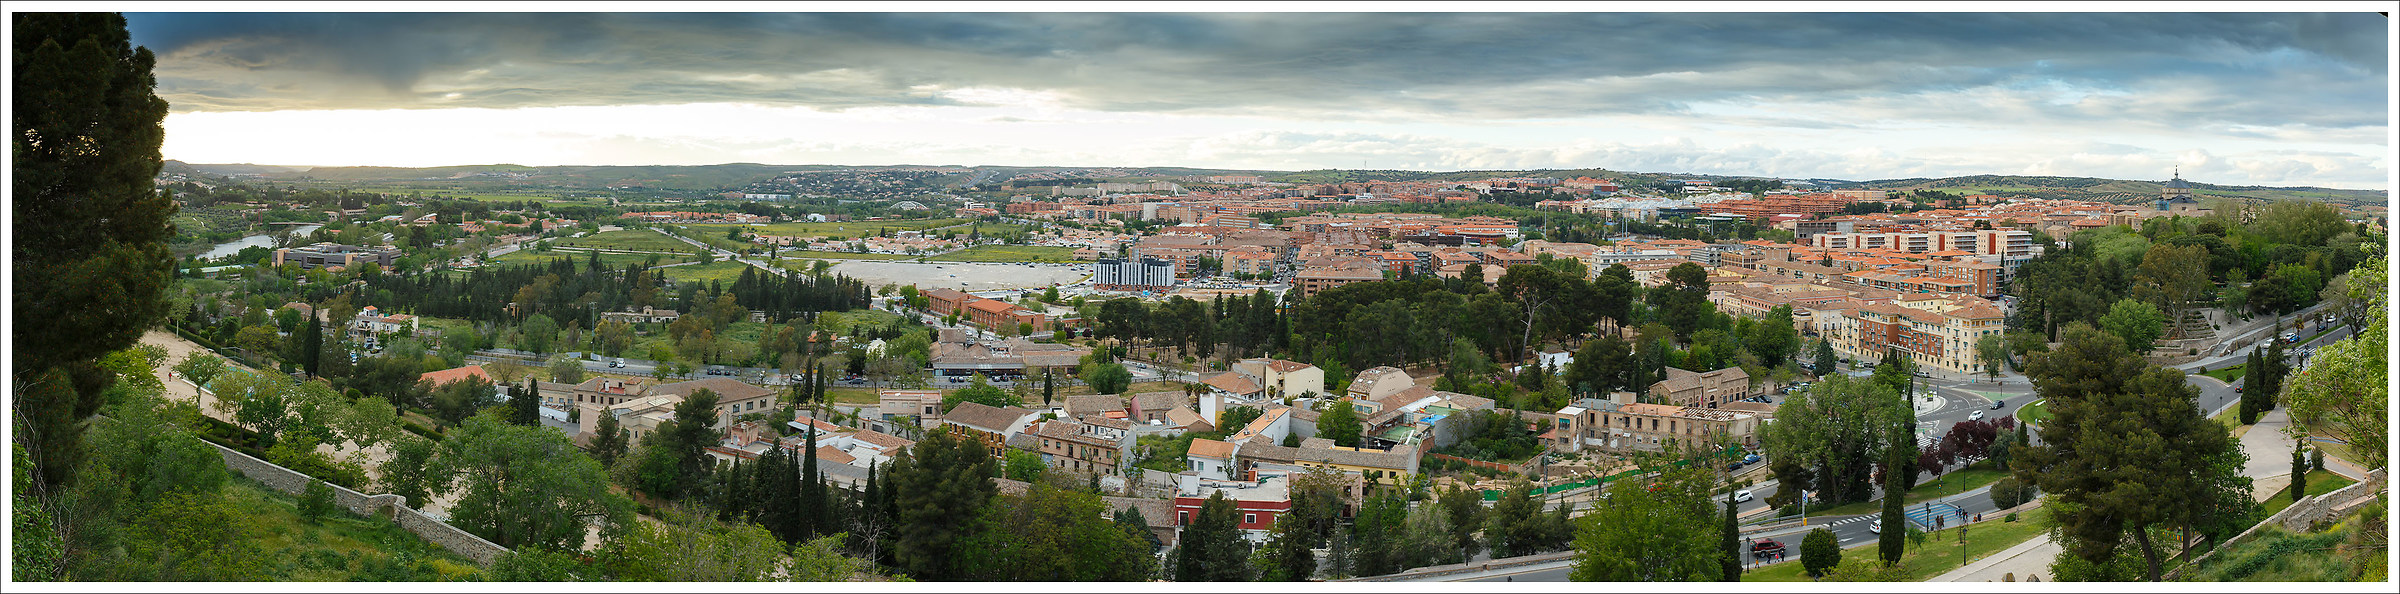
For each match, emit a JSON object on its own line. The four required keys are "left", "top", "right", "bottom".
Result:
{"left": 2164, "top": 468, "right": 2386, "bottom": 580}
{"left": 203, "top": 440, "right": 511, "bottom": 565}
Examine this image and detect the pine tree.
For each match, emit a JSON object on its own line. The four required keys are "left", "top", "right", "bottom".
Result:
{"left": 14, "top": 12, "right": 176, "bottom": 490}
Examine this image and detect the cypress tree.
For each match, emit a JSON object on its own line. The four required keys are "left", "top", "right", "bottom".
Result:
{"left": 301, "top": 315, "right": 323, "bottom": 377}
{"left": 801, "top": 422, "right": 825, "bottom": 539}
{"left": 510, "top": 377, "right": 541, "bottom": 426}
{"left": 1878, "top": 452, "right": 1907, "bottom": 565}
{"left": 2290, "top": 446, "right": 2308, "bottom": 502}
{"left": 1721, "top": 488, "right": 1742, "bottom": 581}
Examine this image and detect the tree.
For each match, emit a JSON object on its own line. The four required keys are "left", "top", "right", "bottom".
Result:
{"left": 13, "top": 13, "right": 178, "bottom": 493}
{"left": 1175, "top": 491, "right": 1254, "bottom": 582}
{"left": 601, "top": 508, "right": 857, "bottom": 581}
{"left": 2015, "top": 322, "right": 2244, "bottom": 581}
{"left": 508, "top": 378, "right": 541, "bottom": 427}
{"left": 1565, "top": 334, "right": 1632, "bottom": 396}
{"left": 945, "top": 374, "right": 1022, "bottom": 411}
{"left": 1813, "top": 339, "right": 1838, "bottom": 376}
{"left": 590, "top": 407, "right": 629, "bottom": 469}
{"left": 1750, "top": 305, "right": 1800, "bottom": 367}
{"left": 1878, "top": 443, "right": 1907, "bottom": 566}
{"left": 1650, "top": 262, "right": 1712, "bottom": 342}
{"left": 1002, "top": 449, "right": 1047, "bottom": 483}
{"left": 1800, "top": 527, "right": 1841, "bottom": 578}
{"left": 1988, "top": 476, "right": 2028, "bottom": 509}
{"left": 2132, "top": 243, "right": 2211, "bottom": 338}
{"left": 300, "top": 315, "right": 324, "bottom": 377}
{"left": 1719, "top": 482, "right": 1742, "bottom": 581}
{"left": 595, "top": 319, "right": 635, "bottom": 357}
{"left": 1080, "top": 360, "right": 1132, "bottom": 395}
{"left": 427, "top": 414, "right": 633, "bottom": 550}
{"left": 1759, "top": 375, "right": 1904, "bottom": 507}
{"left": 298, "top": 479, "right": 337, "bottom": 523}
{"left": 172, "top": 352, "right": 228, "bottom": 391}
{"left": 2289, "top": 446, "right": 2308, "bottom": 502}
{"left": 888, "top": 429, "right": 999, "bottom": 580}
{"left": 632, "top": 389, "right": 723, "bottom": 500}
{"left": 549, "top": 355, "right": 586, "bottom": 385}
{"left": 1317, "top": 399, "right": 1363, "bottom": 447}
{"left": 1976, "top": 334, "right": 2008, "bottom": 383}
{"left": 2280, "top": 257, "right": 2386, "bottom": 470}
{"left": 2097, "top": 298, "right": 2165, "bottom": 354}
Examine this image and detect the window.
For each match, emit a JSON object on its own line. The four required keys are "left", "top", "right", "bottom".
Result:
{"left": 1244, "top": 513, "right": 1257, "bottom": 525}
{"left": 1179, "top": 511, "right": 1189, "bottom": 525}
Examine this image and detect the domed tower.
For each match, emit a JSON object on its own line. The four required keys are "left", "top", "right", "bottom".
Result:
{"left": 2162, "top": 167, "right": 2194, "bottom": 203}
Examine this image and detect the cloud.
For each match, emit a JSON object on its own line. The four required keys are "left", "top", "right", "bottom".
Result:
{"left": 127, "top": 12, "right": 2387, "bottom": 132}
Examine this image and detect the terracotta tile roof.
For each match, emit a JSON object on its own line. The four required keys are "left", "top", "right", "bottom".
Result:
{"left": 1188, "top": 438, "right": 1238, "bottom": 460}
{"left": 1203, "top": 372, "right": 1261, "bottom": 395}
{"left": 418, "top": 364, "right": 490, "bottom": 386}
{"left": 945, "top": 401, "right": 1034, "bottom": 433}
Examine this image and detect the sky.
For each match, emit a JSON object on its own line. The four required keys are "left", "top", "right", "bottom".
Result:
{"left": 88, "top": 5, "right": 2400, "bottom": 188}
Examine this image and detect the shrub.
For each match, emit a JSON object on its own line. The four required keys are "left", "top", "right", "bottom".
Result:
{"left": 299, "top": 479, "right": 338, "bottom": 523}
{"left": 1990, "top": 476, "right": 2025, "bottom": 509}
{"left": 2004, "top": 512, "right": 2019, "bottom": 523}
{"left": 1800, "top": 528, "right": 1841, "bottom": 578}
{"left": 2310, "top": 448, "right": 2325, "bottom": 472}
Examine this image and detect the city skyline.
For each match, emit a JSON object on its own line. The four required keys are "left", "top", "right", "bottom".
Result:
{"left": 122, "top": 6, "right": 2395, "bottom": 188}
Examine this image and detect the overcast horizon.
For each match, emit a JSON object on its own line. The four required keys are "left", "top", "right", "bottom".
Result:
{"left": 116, "top": 8, "right": 2397, "bottom": 189}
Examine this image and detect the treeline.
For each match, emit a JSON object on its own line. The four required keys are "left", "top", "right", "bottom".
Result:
{"left": 2012, "top": 200, "right": 2376, "bottom": 339}
{"left": 360, "top": 254, "right": 871, "bottom": 328}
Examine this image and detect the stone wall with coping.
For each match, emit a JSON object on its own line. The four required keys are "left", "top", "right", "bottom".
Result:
{"left": 2165, "top": 468, "right": 2386, "bottom": 580}
{"left": 204, "top": 441, "right": 510, "bottom": 565}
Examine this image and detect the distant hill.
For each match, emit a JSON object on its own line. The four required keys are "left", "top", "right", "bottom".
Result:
{"left": 165, "top": 162, "right": 2383, "bottom": 206}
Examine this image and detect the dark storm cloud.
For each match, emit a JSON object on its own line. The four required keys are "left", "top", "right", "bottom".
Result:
{"left": 126, "top": 12, "right": 2387, "bottom": 130}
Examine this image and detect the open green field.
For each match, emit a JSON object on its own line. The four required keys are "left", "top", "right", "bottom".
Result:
{"left": 2017, "top": 400, "right": 2050, "bottom": 426}
{"left": 1798, "top": 464, "right": 2010, "bottom": 518}
{"left": 923, "top": 245, "right": 1078, "bottom": 263}
{"left": 1745, "top": 507, "right": 2053, "bottom": 581}
{"left": 814, "top": 309, "right": 905, "bottom": 335}
{"left": 219, "top": 477, "right": 484, "bottom": 581}
{"left": 352, "top": 186, "right": 605, "bottom": 204}
{"left": 557, "top": 229, "right": 699, "bottom": 253}
{"left": 658, "top": 261, "right": 757, "bottom": 286}
{"left": 682, "top": 218, "right": 969, "bottom": 240}
{"left": 489, "top": 249, "right": 691, "bottom": 269}
{"left": 2202, "top": 362, "right": 2248, "bottom": 385}
{"left": 2260, "top": 470, "right": 2357, "bottom": 518}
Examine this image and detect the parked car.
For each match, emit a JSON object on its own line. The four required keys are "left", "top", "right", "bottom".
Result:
{"left": 1743, "top": 453, "right": 1761, "bottom": 465}
{"left": 1749, "top": 539, "right": 1786, "bottom": 559}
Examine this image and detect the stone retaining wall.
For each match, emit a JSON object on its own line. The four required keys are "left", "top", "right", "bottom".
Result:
{"left": 2166, "top": 468, "right": 2386, "bottom": 580}
{"left": 205, "top": 441, "right": 511, "bottom": 565}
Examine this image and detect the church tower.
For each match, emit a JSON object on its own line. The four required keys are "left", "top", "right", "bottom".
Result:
{"left": 2161, "top": 167, "right": 2194, "bottom": 203}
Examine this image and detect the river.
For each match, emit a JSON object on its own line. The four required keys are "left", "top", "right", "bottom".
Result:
{"left": 196, "top": 224, "right": 320, "bottom": 261}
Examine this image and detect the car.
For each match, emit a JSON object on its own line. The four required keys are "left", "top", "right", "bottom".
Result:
{"left": 1749, "top": 539, "right": 1787, "bottom": 558}
{"left": 2235, "top": 384, "right": 2245, "bottom": 392}
{"left": 1727, "top": 460, "right": 1746, "bottom": 471}
{"left": 1992, "top": 399, "right": 2005, "bottom": 409}
{"left": 1732, "top": 490, "right": 1755, "bottom": 504}
{"left": 1869, "top": 519, "right": 1883, "bottom": 534}
{"left": 1969, "top": 410, "right": 1986, "bottom": 421}
{"left": 1743, "top": 453, "right": 1761, "bottom": 465}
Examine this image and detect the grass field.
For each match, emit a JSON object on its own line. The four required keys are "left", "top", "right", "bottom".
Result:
{"left": 924, "top": 245, "right": 1078, "bottom": 263}
{"left": 658, "top": 261, "right": 759, "bottom": 286}
{"left": 221, "top": 477, "right": 485, "bottom": 581}
{"left": 2017, "top": 400, "right": 2049, "bottom": 426}
{"left": 557, "top": 229, "right": 699, "bottom": 253}
{"left": 2201, "top": 363, "right": 2248, "bottom": 385}
{"left": 354, "top": 186, "right": 604, "bottom": 204}
{"left": 1745, "top": 507, "right": 2054, "bottom": 581}
{"left": 682, "top": 218, "right": 969, "bottom": 240}
{"left": 1798, "top": 464, "right": 2011, "bottom": 518}
{"left": 814, "top": 309, "right": 906, "bottom": 335}
{"left": 489, "top": 249, "right": 691, "bottom": 269}
{"left": 2260, "top": 470, "right": 2356, "bottom": 518}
